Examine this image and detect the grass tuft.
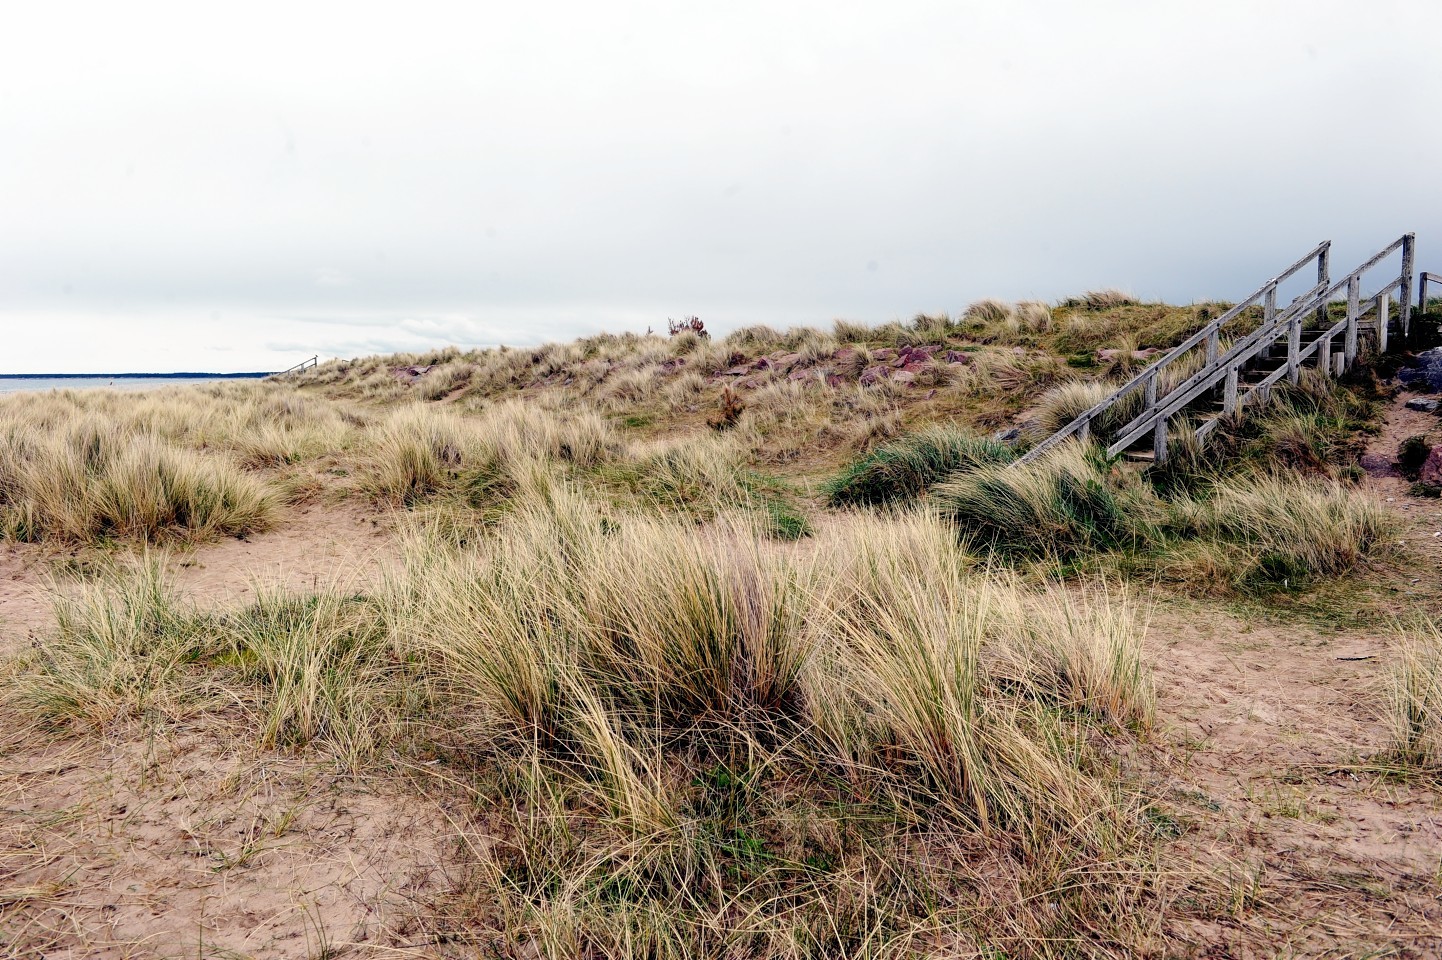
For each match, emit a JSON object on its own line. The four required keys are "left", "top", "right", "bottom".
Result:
{"left": 1389, "top": 619, "right": 1442, "bottom": 768}
{"left": 825, "top": 427, "right": 1016, "bottom": 507}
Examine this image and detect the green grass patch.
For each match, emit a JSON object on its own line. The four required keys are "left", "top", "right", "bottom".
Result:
{"left": 825, "top": 427, "right": 1017, "bottom": 507}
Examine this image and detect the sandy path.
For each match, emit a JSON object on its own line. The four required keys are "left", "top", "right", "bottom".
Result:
{"left": 0, "top": 504, "right": 400, "bottom": 658}
{"left": 1150, "top": 391, "right": 1442, "bottom": 954}
{"left": 0, "top": 722, "right": 452, "bottom": 958}
{"left": 168, "top": 503, "right": 398, "bottom": 608}
{"left": 0, "top": 546, "right": 53, "bottom": 654}
{"left": 0, "top": 503, "right": 443, "bottom": 957}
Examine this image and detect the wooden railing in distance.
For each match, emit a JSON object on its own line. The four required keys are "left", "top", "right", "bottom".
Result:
{"left": 1015, "top": 233, "right": 1415, "bottom": 466}
{"left": 271, "top": 356, "right": 319, "bottom": 379}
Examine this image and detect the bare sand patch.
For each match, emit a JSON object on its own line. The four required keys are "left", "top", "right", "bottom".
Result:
{"left": 0, "top": 718, "right": 455, "bottom": 958}
{"left": 0, "top": 503, "right": 399, "bottom": 659}
{"left": 1152, "top": 602, "right": 1442, "bottom": 953}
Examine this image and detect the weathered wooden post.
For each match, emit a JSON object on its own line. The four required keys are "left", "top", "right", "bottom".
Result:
{"left": 1153, "top": 416, "right": 1168, "bottom": 463}
{"left": 1315, "top": 242, "right": 1331, "bottom": 328}
{"left": 1377, "top": 292, "right": 1389, "bottom": 354}
{"left": 1345, "top": 276, "right": 1361, "bottom": 366}
{"left": 1223, "top": 367, "right": 1239, "bottom": 414}
{"left": 1400, "top": 233, "right": 1415, "bottom": 343}
{"left": 1287, "top": 312, "right": 1303, "bottom": 384}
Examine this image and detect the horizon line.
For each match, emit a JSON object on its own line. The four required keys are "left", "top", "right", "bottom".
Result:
{"left": 0, "top": 371, "right": 278, "bottom": 379}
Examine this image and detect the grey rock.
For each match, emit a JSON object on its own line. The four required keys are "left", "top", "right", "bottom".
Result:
{"left": 1397, "top": 348, "right": 1442, "bottom": 393}
{"left": 1405, "top": 397, "right": 1440, "bottom": 413}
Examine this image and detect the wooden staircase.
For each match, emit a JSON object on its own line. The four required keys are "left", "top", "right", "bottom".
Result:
{"left": 1016, "top": 234, "right": 1417, "bottom": 467}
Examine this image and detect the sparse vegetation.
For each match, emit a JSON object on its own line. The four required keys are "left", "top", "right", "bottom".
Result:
{"left": 13, "top": 501, "right": 1166, "bottom": 954}
{"left": 2, "top": 289, "right": 1433, "bottom": 956}
{"left": 825, "top": 427, "right": 1016, "bottom": 506}
{"left": 1397, "top": 434, "right": 1432, "bottom": 479}
{"left": 1390, "top": 618, "right": 1442, "bottom": 768}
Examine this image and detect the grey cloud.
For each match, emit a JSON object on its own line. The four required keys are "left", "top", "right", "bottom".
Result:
{"left": 2, "top": 1, "right": 1440, "bottom": 373}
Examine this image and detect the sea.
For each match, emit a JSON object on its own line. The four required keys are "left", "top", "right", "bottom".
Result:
{"left": 0, "top": 373, "right": 274, "bottom": 395}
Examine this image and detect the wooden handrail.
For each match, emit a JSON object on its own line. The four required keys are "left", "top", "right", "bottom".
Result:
{"left": 1017, "top": 240, "right": 1331, "bottom": 463}
{"left": 270, "top": 355, "right": 319, "bottom": 379}
{"left": 1103, "top": 235, "right": 1412, "bottom": 455}
{"left": 1421, "top": 271, "right": 1441, "bottom": 309}
{"left": 1016, "top": 233, "right": 1415, "bottom": 467}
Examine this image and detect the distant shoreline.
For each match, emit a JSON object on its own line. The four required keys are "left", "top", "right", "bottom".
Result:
{"left": 0, "top": 372, "right": 275, "bottom": 380}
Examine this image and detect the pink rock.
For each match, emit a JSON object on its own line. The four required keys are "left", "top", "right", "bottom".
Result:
{"left": 902, "top": 360, "right": 929, "bottom": 373}
{"left": 892, "top": 370, "right": 917, "bottom": 385}
{"left": 725, "top": 365, "right": 751, "bottom": 376}
{"left": 774, "top": 352, "right": 803, "bottom": 368}
{"left": 752, "top": 357, "right": 771, "bottom": 370}
{"left": 787, "top": 368, "right": 811, "bottom": 382}
{"left": 913, "top": 344, "right": 944, "bottom": 357}
{"left": 872, "top": 348, "right": 898, "bottom": 361}
{"left": 859, "top": 365, "right": 889, "bottom": 386}
{"left": 944, "top": 350, "right": 971, "bottom": 364}
{"left": 825, "top": 373, "right": 844, "bottom": 388}
{"left": 1420, "top": 448, "right": 1442, "bottom": 487}
{"left": 833, "top": 347, "right": 858, "bottom": 364}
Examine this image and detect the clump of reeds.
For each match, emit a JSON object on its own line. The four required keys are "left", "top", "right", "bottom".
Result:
{"left": 924, "top": 442, "right": 1392, "bottom": 584}
{"left": 930, "top": 445, "right": 1162, "bottom": 559}
{"left": 0, "top": 415, "right": 276, "bottom": 543}
{"left": 825, "top": 427, "right": 1016, "bottom": 506}
{"left": 1389, "top": 619, "right": 1442, "bottom": 767}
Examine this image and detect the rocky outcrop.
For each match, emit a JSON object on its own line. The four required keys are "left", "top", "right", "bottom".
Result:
{"left": 1420, "top": 447, "right": 1442, "bottom": 488}
{"left": 1398, "top": 348, "right": 1442, "bottom": 393}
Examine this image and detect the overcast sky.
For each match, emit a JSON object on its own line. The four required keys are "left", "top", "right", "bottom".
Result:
{"left": 3, "top": 1, "right": 1440, "bottom": 373}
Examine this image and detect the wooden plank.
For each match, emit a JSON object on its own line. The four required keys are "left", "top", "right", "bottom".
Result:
{"left": 1345, "top": 276, "right": 1360, "bottom": 365}
{"left": 1287, "top": 315, "right": 1302, "bottom": 385}
{"left": 1377, "top": 292, "right": 1389, "bottom": 353}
